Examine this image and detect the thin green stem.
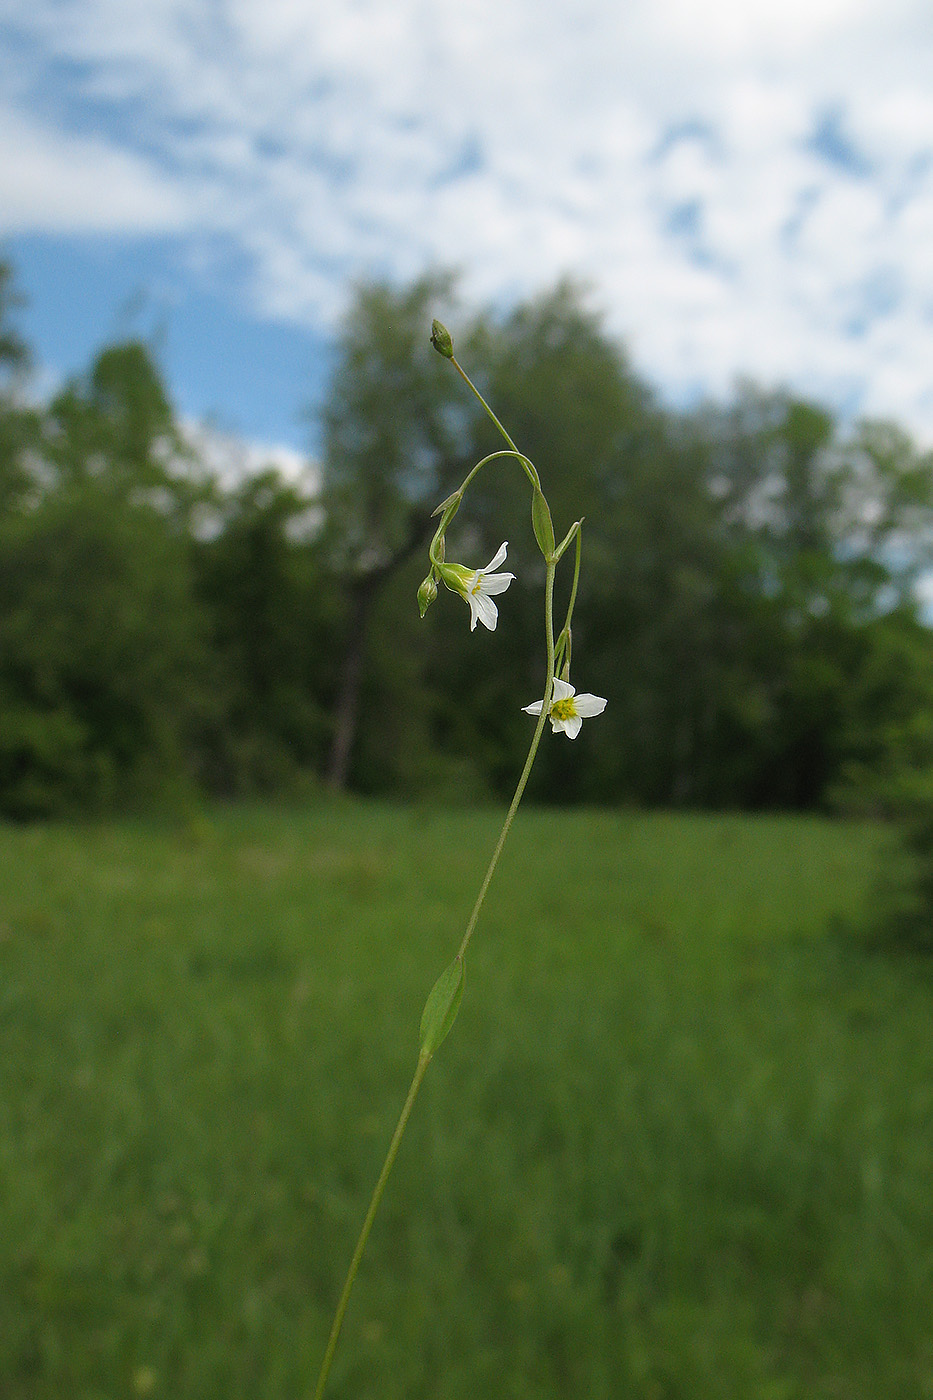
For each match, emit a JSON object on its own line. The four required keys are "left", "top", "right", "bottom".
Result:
{"left": 429, "top": 450, "right": 540, "bottom": 567}
{"left": 450, "top": 357, "right": 541, "bottom": 489}
{"left": 457, "top": 561, "right": 556, "bottom": 963}
{"left": 459, "top": 448, "right": 537, "bottom": 494}
{"left": 562, "top": 528, "right": 583, "bottom": 637}
{"left": 311, "top": 1053, "right": 430, "bottom": 1400}
{"left": 311, "top": 562, "right": 558, "bottom": 1400}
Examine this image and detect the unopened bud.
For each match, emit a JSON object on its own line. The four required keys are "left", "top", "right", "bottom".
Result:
{"left": 417, "top": 573, "right": 438, "bottom": 618}
{"left": 430, "top": 319, "right": 454, "bottom": 358}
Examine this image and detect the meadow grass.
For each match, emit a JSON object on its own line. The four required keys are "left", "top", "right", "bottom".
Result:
{"left": 1, "top": 801, "right": 931, "bottom": 1399}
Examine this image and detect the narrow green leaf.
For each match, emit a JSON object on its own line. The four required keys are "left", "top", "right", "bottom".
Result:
{"left": 419, "top": 955, "right": 465, "bottom": 1059}
{"left": 531, "top": 488, "right": 556, "bottom": 559}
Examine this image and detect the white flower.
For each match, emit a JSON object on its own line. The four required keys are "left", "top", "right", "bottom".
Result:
{"left": 522, "top": 677, "right": 607, "bottom": 739}
{"left": 439, "top": 542, "right": 515, "bottom": 631}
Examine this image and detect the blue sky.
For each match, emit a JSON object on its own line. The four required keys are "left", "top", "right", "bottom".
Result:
{"left": 1, "top": 0, "right": 932, "bottom": 465}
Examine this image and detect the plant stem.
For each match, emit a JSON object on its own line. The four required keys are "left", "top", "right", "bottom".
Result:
{"left": 450, "top": 357, "right": 541, "bottom": 489}
{"left": 457, "top": 563, "right": 556, "bottom": 963}
{"left": 310, "top": 563, "right": 557, "bottom": 1400}
{"left": 311, "top": 1053, "right": 430, "bottom": 1400}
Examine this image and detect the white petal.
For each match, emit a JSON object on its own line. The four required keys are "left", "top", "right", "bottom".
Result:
{"left": 471, "top": 592, "right": 498, "bottom": 630}
{"left": 572, "top": 693, "right": 607, "bottom": 717}
{"left": 485, "top": 542, "right": 509, "bottom": 571}
{"left": 562, "top": 714, "right": 583, "bottom": 738}
{"left": 550, "top": 677, "right": 576, "bottom": 703}
{"left": 522, "top": 700, "right": 544, "bottom": 715}
{"left": 478, "top": 570, "right": 514, "bottom": 596}
{"left": 466, "top": 592, "right": 483, "bottom": 630}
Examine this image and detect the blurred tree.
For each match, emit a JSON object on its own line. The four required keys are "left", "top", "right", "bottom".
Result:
{"left": 0, "top": 260, "right": 40, "bottom": 514}
{"left": 675, "top": 393, "right": 933, "bottom": 808}
{"left": 42, "top": 338, "right": 209, "bottom": 527}
{"left": 0, "top": 339, "right": 208, "bottom": 815}
{"left": 192, "top": 468, "right": 336, "bottom": 793}
{"left": 0, "top": 261, "right": 28, "bottom": 375}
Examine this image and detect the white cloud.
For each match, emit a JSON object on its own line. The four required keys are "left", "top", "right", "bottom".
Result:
{"left": 1, "top": 0, "right": 932, "bottom": 438}
{"left": 183, "top": 419, "right": 318, "bottom": 493}
{"left": 0, "top": 104, "right": 188, "bottom": 234}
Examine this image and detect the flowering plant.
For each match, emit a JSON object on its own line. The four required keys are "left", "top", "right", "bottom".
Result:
{"left": 313, "top": 320, "right": 606, "bottom": 1399}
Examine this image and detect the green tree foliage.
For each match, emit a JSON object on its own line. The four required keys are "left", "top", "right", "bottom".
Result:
{"left": 0, "top": 484, "right": 204, "bottom": 815}
{"left": 192, "top": 469, "right": 335, "bottom": 794}
{"left": 0, "top": 261, "right": 39, "bottom": 514}
{"left": 0, "top": 339, "right": 208, "bottom": 816}
{"left": 3, "top": 259, "right": 933, "bottom": 818}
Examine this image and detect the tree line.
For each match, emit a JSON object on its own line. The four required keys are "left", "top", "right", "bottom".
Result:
{"left": 2, "top": 260, "right": 933, "bottom": 818}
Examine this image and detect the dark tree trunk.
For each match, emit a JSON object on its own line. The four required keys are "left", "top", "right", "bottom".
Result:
{"left": 326, "top": 576, "right": 375, "bottom": 791}
{"left": 325, "top": 511, "right": 434, "bottom": 791}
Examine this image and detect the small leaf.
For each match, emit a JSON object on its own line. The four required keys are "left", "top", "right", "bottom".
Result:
{"left": 531, "top": 489, "right": 556, "bottom": 559}
{"left": 419, "top": 956, "right": 465, "bottom": 1059}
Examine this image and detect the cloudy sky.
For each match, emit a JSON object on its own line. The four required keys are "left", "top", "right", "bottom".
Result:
{"left": 1, "top": 0, "right": 932, "bottom": 458}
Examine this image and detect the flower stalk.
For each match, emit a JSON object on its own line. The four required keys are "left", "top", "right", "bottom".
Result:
{"left": 310, "top": 321, "right": 605, "bottom": 1400}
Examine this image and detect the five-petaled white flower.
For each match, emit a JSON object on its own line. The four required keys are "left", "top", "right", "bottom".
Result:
{"left": 522, "top": 677, "right": 607, "bottom": 738}
{"left": 439, "top": 542, "right": 515, "bottom": 632}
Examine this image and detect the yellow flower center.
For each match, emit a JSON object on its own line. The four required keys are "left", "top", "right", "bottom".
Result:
{"left": 550, "top": 697, "right": 577, "bottom": 721}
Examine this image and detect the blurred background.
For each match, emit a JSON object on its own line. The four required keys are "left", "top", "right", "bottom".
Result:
{"left": 2, "top": 3, "right": 933, "bottom": 1398}
{"left": 1, "top": 0, "right": 933, "bottom": 814}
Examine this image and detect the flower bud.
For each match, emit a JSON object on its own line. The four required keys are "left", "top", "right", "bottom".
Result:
{"left": 430, "top": 319, "right": 454, "bottom": 358}
{"left": 417, "top": 572, "right": 438, "bottom": 618}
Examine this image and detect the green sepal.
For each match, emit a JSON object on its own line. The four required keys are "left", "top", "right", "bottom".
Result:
{"left": 436, "top": 561, "right": 472, "bottom": 594}
{"left": 419, "top": 955, "right": 465, "bottom": 1060}
{"left": 531, "top": 488, "right": 556, "bottom": 559}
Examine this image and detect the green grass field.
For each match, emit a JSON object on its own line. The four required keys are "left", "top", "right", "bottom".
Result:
{"left": 1, "top": 801, "right": 932, "bottom": 1400}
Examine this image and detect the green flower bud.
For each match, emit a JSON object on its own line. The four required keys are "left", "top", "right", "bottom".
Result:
{"left": 417, "top": 572, "right": 438, "bottom": 618}
{"left": 430, "top": 319, "right": 454, "bottom": 358}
